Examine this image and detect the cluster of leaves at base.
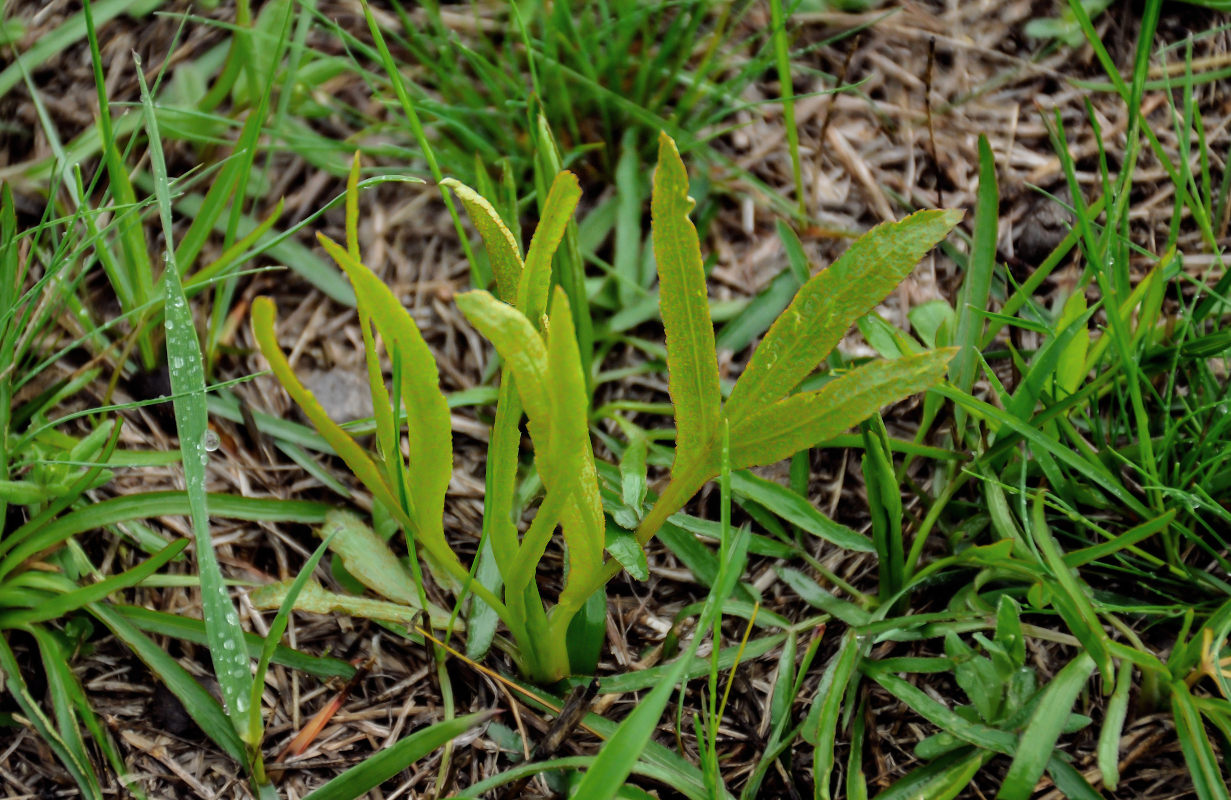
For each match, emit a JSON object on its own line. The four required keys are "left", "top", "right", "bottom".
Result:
{"left": 252, "top": 133, "right": 960, "bottom": 683}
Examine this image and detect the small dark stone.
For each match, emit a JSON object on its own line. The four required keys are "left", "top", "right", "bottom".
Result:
{"left": 149, "top": 682, "right": 204, "bottom": 740}
{"left": 1015, "top": 186, "right": 1074, "bottom": 267}
{"left": 128, "top": 364, "right": 176, "bottom": 431}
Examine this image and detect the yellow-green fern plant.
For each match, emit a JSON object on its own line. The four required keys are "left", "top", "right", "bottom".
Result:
{"left": 251, "top": 135, "right": 960, "bottom": 683}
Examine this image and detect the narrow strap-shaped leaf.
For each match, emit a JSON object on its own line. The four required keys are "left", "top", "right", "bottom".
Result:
{"left": 252, "top": 297, "right": 397, "bottom": 520}
{"left": 0, "top": 634, "right": 101, "bottom": 799}
{"left": 251, "top": 297, "right": 499, "bottom": 615}
{"left": 729, "top": 349, "right": 956, "bottom": 471}
{"left": 520, "top": 171, "right": 582, "bottom": 321}
{"left": 569, "top": 526, "right": 751, "bottom": 800}
{"left": 651, "top": 132, "right": 721, "bottom": 476}
{"left": 543, "top": 288, "right": 606, "bottom": 617}
{"left": 442, "top": 178, "right": 524, "bottom": 303}
{"left": 455, "top": 290, "right": 551, "bottom": 422}
{"left": 339, "top": 155, "right": 400, "bottom": 508}
{"left": 481, "top": 379, "right": 524, "bottom": 586}
{"left": 1170, "top": 680, "right": 1231, "bottom": 800}
{"left": 950, "top": 135, "right": 997, "bottom": 442}
{"left": 317, "top": 234, "right": 455, "bottom": 556}
{"left": 726, "top": 208, "right": 962, "bottom": 425}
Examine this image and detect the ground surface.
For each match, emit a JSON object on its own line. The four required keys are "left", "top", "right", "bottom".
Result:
{"left": 1, "top": 1, "right": 1228, "bottom": 798}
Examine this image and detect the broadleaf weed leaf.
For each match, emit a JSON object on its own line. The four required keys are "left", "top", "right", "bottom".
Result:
{"left": 728, "top": 349, "right": 958, "bottom": 470}
{"left": 544, "top": 288, "right": 606, "bottom": 621}
{"left": 521, "top": 171, "right": 582, "bottom": 321}
{"left": 442, "top": 178, "right": 524, "bottom": 302}
{"left": 455, "top": 290, "right": 551, "bottom": 422}
{"left": 725, "top": 208, "right": 964, "bottom": 426}
{"left": 651, "top": 132, "right": 722, "bottom": 480}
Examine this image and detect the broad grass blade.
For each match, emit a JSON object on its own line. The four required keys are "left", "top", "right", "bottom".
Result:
{"left": 1097, "top": 658, "right": 1133, "bottom": 789}
{"left": 1170, "top": 680, "right": 1231, "bottom": 800}
{"left": 807, "top": 629, "right": 861, "bottom": 800}
{"left": 725, "top": 209, "right": 962, "bottom": 426}
{"left": 443, "top": 178, "right": 524, "bottom": 302}
{"left": 996, "top": 653, "right": 1095, "bottom": 800}
{"left": 728, "top": 349, "right": 956, "bottom": 470}
{"left": 652, "top": 132, "right": 721, "bottom": 477}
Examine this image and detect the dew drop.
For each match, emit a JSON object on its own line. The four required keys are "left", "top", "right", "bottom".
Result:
{"left": 234, "top": 696, "right": 248, "bottom": 714}
{"left": 225, "top": 611, "right": 239, "bottom": 626}
{"left": 203, "top": 430, "right": 220, "bottom": 452}
{"left": 223, "top": 639, "right": 235, "bottom": 651}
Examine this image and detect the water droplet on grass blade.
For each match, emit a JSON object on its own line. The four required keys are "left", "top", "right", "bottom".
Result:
{"left": 203, "top": 430, "right": 220, "bottom": 452}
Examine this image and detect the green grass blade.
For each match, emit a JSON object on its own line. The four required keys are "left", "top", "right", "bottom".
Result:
{"left": 302, "top": 711, "right": 495, "bottom": 800}
{"left": 1171, "top": 679, "right": 1231, "bottom": 800}
{"left": 570, "top": 525, "right": 751, "bottom": 799}
{"left": 950, "top": 135, "right": 997, "bottom": 442}
{"left": 651, "top": 132, "right": 722, "bottom": 477}
{"left": 116, "top": 604, "right": 354, "bottom": 679}
{"left": 731, "top": 471, "right": 871, "bottom": 553}
{"left": 86, "top": 1, "right": 155, "bottom": 365}
{"left": 1030, "top": 493, "right": 1113, "bottom": 684}
{"left": 614, "top": 129, "right": 647, "bottom": 307}
{"left": 872, "top": 747, "right": 990, "bottom": 800}
{"left": 89, "top": 602, "right": 247, "bottom": 762}
{"left": 807, "top": 629, "right": 862, "bottom": 800}
{"left": 728, "top": 349, "right": 957, "bottom": 471}
{"left": 143, "top": 53, "right": 255, "bottom": 742}
{"left": 28, "top": 627, "right": 105, "bottom": 800}
{"left": 725, "top": 209, "right": 961, "bottom": 426}
{"left": 0, "top": 539, "right": 186, "bottom": 626}
{"left": 0, "top": 635, "right": 101, "bottom": 798}
{"left": 1098, "top": 658, "right": 1133, "bottom": 789}
{"left": 996, "top": 652, "right": 1095, "bottom": 800}
{"left": 862, "top": 662, "right": 1017, "bottom": 753}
